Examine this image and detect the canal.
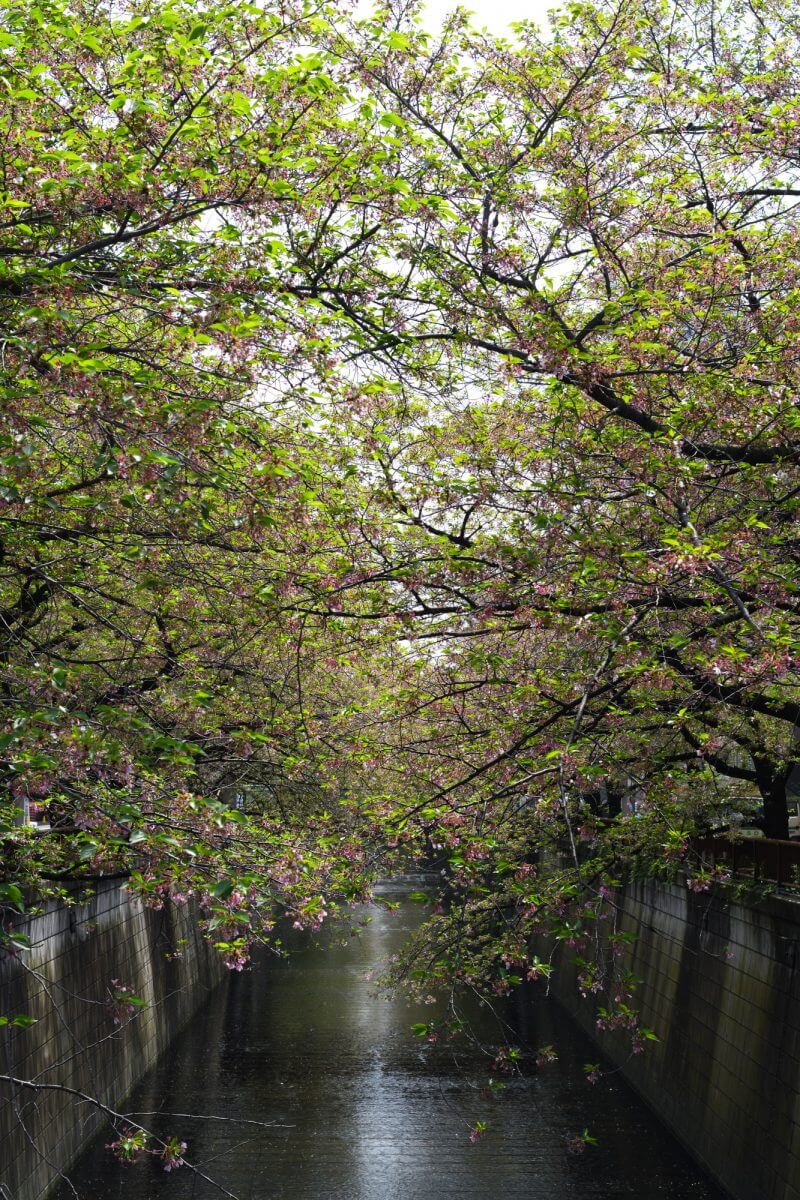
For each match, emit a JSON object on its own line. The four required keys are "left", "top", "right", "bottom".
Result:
{"left": 58, "top": 880, "right": 725, "bottom": 1199}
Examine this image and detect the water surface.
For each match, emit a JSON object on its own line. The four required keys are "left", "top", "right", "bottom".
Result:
{"left": 59, "top": 880, "right": 725, "bottom": 1199}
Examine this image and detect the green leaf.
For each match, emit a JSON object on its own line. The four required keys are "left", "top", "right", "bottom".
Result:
{"left": 210, "top": 879, "right": 235, "bottom": 900}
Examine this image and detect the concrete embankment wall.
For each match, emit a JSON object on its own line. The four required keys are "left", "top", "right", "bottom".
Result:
{"left": 546, "top": 879, "right": 800, "bottom": 1200}
{"left": 0, "top": 880, "right": 227, "bottom": 1200}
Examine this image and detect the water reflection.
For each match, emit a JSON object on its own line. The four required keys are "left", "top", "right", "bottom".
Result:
{"left": 58, "top": 880, "right": 724, "bottom": 1199}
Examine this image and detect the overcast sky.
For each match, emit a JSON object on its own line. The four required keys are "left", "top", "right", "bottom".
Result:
{"left": 353, "top": 0, "right": 559, "bottom": 35}
{"left": 421, "top": 0, "right": 556, "bottom": 31}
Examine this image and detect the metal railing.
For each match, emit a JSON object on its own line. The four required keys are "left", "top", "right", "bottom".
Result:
{"left": 692, "top": 835, "right": 800, "bottom": 888}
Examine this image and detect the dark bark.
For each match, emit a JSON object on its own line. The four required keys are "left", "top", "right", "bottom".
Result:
{"left": 605, "top": 787, "right": 623, "bottom": 819}
{"left": 753, "top": 757, "right": 791, "bottom": 840}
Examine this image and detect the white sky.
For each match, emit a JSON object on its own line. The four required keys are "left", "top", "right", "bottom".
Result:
{"left": 353, "top": 0, "right": 558, "bottom": 35}
{"left": 422, "top": 0, "right": 555, "bottom": 31}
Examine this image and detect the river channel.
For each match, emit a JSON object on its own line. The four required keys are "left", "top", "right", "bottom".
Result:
{"left": 58, "top": 879, "right": 725, "bottom": 1200}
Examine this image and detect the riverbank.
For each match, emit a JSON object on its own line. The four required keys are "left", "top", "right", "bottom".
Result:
{"left": 51, "top": 883, "right": 723, "bottom": 1200}
{"left": 544, "top": 878, "right": 800, "bottom": 1200}
{"left": 0, "top": 881, "right": 226, "bottom": 1200}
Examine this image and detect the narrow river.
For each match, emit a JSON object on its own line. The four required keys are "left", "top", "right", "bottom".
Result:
{"left": 59, "top": 880, "right": 724, "bottom": 1199}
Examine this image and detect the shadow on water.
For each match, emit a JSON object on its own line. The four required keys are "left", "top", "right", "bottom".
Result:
{"left": 57, "top": 878, "right": 727, "bottom": 1200}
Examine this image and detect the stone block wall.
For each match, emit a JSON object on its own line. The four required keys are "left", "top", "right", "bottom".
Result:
{"left": 0, "top": 880, "right": 226, "bottom": 1200}
{"left": 546, "top": 879, "right": 800, "bottom": 1200}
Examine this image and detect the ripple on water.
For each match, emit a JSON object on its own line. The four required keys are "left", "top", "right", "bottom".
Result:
{"left": 55, "top": 888, "right": 727, "bottom": 1200}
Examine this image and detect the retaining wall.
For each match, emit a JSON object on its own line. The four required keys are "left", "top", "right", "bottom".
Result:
{"left": 0, "top": 880, "right": 226, "bottom": 1200}
{"left": 546, "top": 878, "right": 800, "bottom": 1200}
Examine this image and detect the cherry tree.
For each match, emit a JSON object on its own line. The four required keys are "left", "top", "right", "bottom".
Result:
{"left": 282, "top": 0, "right": 800, "bottom": 840}
{"left": 0, "top": 0, "right": 384, "bottom": 945}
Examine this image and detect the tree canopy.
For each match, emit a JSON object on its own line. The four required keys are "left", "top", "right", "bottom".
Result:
{"left": 2, "top": 0, "right": 800, "bottom": 1002}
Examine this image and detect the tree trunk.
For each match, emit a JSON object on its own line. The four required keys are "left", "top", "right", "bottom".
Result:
{"left": 753, "top": 758, "right": 790, "bottom": 840}
{"left": 606, "top": 787, "right": 623, "bottom": 819}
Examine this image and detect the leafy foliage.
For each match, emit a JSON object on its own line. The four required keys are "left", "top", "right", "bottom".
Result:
{"left": 2, "top": 0, "right": 800, "bottom": 1014}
